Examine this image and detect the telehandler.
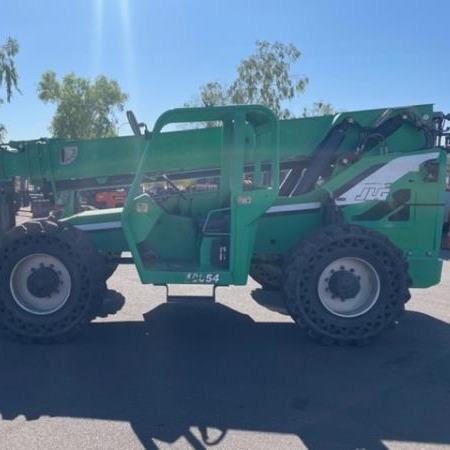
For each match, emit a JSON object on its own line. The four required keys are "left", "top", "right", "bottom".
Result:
{"left": 0, "top": 104, "right": 449, "bottom": 344}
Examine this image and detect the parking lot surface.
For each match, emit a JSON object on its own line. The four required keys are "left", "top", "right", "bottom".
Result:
{"left": 1, "top": 212, "right": 450, "bottom": 449}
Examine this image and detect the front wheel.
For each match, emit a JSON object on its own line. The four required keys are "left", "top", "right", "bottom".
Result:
{"left": 283, "top": 224, "right": 411, "bottom": 344}
{"left": 0, "top": 220, "right": 107, "bottom": 343}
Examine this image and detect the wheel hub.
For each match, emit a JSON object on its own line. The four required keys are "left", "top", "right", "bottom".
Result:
{"left": 317, "top": 257, "right": 380, "bottom": 318}
{"left": 328, "top": 270, "right": 361, "bottom": 300}
{"left": 27, "top": 266, "right": 61, "bottom": 298}
{"left": 10, "top": 253, "right": 72, "bottom": 315}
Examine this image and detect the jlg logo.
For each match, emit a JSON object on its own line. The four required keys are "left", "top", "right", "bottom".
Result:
{"left": 354, "top": 184, "right": 390, "bottom": 202}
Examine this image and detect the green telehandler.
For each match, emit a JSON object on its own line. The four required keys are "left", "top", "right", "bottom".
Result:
{"left": 0, "top": 103, "right": 449, "bottom": 344}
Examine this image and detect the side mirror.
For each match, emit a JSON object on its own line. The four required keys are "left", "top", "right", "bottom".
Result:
{"left": 126, "top": 110, "right": 142, "bottom": 137}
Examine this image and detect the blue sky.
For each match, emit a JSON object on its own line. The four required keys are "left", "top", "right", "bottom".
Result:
{"left": 1, "top": 0, "right": 450, "bottom": 141}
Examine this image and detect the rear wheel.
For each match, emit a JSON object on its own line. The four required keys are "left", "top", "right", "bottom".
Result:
{"left": 250, "top": 256, "right": 283, "bottom": 291}
{"left": 283, "top": 224, "right": 411, "bottom": 344}
{"left": 0, "top": 220, "right": 107, "bottom": 343}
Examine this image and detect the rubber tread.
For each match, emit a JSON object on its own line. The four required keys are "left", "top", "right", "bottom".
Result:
{"left": 250, "top": 260, "right": 282, "bottom": 291}
{"left": 283, "top": 224, "right": 411, "bottom": 345}
{"left": 0, "top": 219, "right": 107, "bottom": 343}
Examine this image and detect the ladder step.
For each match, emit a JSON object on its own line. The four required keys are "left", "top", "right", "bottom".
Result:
{"left": 164, "top": 284, "right": 218, "bottom": 303}
{"left": 166, "top": 294, "right": 216, "bottom": 304}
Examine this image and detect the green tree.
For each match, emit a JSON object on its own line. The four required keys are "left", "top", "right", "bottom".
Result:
{"left": 198, "top": 81, "right": 229, "bottom": 108}
{"left": 302, "top": 101, "right": 334, "bottom": 117}
{"left": 38, "top": 71, "right": 128, "bottom": 139}
{"left": 187, "top": 40, "right": 333, "bottom": 119}
{"left": 228, "top": 40, "right": 308, "bottom": 118}
{"left": 0, "top": 37, "right": 20, "bottom": 140}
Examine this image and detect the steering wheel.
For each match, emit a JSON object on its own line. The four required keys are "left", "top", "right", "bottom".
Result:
{"left": 162, "top": 174, "right": 187, "bottom": 200}
{"left": 126, "top": 110, "right": 142, "bottom": 136}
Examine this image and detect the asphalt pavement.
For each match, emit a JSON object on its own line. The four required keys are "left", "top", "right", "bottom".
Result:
{"left": 1, "top": 212, "right": 450, "bottom": 449}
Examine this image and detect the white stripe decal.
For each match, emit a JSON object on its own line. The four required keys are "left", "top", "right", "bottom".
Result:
{"left": 335, "top": 152, "right": 440, "bottom": 205}
{"left": 266, "top": 202, "right": 321, "bottom": 214}
{"left": 265, "top": 152, "right": 440, "bottom": 214}
{"left": 74, "top": 221, "right": 122, "bottom": 231}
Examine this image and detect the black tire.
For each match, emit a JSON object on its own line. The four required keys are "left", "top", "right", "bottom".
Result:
{"left": 0, "top": 219, "right": 107, "bottom": 343}
{"left": 283, "top": 224, "right": 411, "bottom": 344}
{"left": 250, "top": 257, "right": 283, "bottom": 291}
{"left": 101, "top": 251, "right": 121, "bottom": 280}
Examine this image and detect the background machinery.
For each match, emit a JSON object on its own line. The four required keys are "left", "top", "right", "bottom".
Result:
{"left": 0, "top": 103, "right": 449, "bottom": 344}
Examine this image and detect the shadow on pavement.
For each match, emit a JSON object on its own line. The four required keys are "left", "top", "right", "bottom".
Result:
{"left": 1, "top": 293, "right": 450, "bottom": 449}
